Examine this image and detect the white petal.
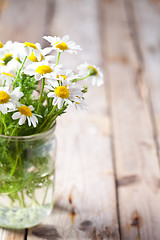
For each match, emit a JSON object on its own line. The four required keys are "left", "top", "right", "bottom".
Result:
{"left": 42, "top": 47, "right": 53, "bottom": 55}
{"left": 19, "top": 115, "right": 26, "bottom": 125}
{"left": 62, "top": 35, "right": 70, "bottom": 42}
{"left": 0, "top": 105, "right": 7, "bottom": 114}
{"left": 12, "top": 112, "right": 21, "bottom": 120}
{"left": 57, "top": 98, "right": 63, "bottom": 109}
{"left": 27, "top": 116, "right": 31, "bottom": 126}
{"left": 24, "top": 69, "right": 35, "bottom": 75}
{"left": 48, "top": 92, "right": 56, "bottom": 98}
{"left": 43, "top": 36, "right": 54, "bottom": 44}
{"left": 45, "top": 85, "right": 54, "bottom": 91}
{"left": 34, "top": 49, "right": 41, "bottom": 61}
{"left": 28, "top": 105, "right": 34, "bottom": 111}
{"left": 35, "top": 113, "right": 42, "bottom": 118}
{"left": 53, "top": 97, "right": 58, "bottom": 105}
{"left": 35, "top": 73, "right": 41, "bottom": 81}
{"left": 30, "top": 116, "right": 37, "bottom": 127}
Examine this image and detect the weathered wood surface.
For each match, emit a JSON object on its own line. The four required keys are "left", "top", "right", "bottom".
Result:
{"left": 103, "top": 0, "right": 160, "bottom": 239}
{"left": 0, "top": 0, "right": 160, "bottom": 239}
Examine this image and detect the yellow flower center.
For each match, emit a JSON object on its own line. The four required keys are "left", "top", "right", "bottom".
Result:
{"left": 0, "top": 42, "right": 3, "bottom": 48}
{"left": 24, "top": 42, "right": 37, "bottom": 49}
{"left": 88, "top": 65, "right": 98, "bottom": 75}
{"left": 56, "top": 74, "right": 67, "bottom": 80}
{"left": 29, "top": 52, "right": 44, "bottom": 62}
{"left": 18, "top": 105, "right": 32, "bottom": 117}
{"left": 2, "top": 72, "right": 13, "bottom": 78}
{"left": 0, "top": 91, "right": 10, "bottom": 104}
{"left": 36, "top": 65, "right": 52, "bottom": 74}
{"left": 55, "top": 42, "right": 69, "bottom": 51}
{"left": 55, "top": 86, "right": 70, "bottom": 99}
{"left": 1, "top": 54, "right": 13, "bottom": 65}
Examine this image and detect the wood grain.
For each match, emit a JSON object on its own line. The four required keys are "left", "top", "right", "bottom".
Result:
{"left": 0, "top": 229, "right": 24, "bottom": 240}
{"left": 102, "top": 0, "right": 160, "bottom": 239}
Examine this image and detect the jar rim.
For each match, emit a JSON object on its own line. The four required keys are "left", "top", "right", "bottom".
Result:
{"left": 0, "top": 121, "right": 56, "bottom": 140}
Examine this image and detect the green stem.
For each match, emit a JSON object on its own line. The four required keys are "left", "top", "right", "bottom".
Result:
{"left": 37, "top": 77, "right": 45, "bottom": 113}
{"left": 10, "top": 126, "right": 18, "bottom": 136}
{"left": 0, "top": 112, "right": 3, "bottom": 134}
{"left": 71, "top": 73, "right": 91, "bottom": 83}
{"left": 31, "top": 193, "right": 39, "bottom": 205}
{"left": 56, "top": 52, "right": 61, "bottom": 65}
{"left": 42, "top": 104, "right": 67, "bottom": 132}
{"left": 3, "top": 80, "right": 6, "bottom": 87}
{"left": 1, "top": 114, "right": 7, "bottom": 135}
{"left": 7, "top": 124, "right": 18, "bottom": 145}
{"left": 13, "top": 56, "right": 27, "bottom": 89}
{"left": 10, "top": 155, "right": 19, "bottom": 176}
{"left": 20, "top": 191, "right": 26, "bottom": 208}
{"left": 42, "top": 179, "right": 50, "bottom": 205}
{"left": 39, "top": 105, "right": 57, "bottom": 130}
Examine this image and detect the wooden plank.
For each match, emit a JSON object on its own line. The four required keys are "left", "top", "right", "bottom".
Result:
{"left": 102, "top": 0, "right": 160, "bottom": 239}
{"left": 0, "top": 229, "right": 24, "bottom": 240}
{"left": 0, "top": 0, "right": 49, "bottom": 43}
{"left": 130, "top": 0, "right": 160, "bottom": 155}
{"left": 28, "top": 0, "right": 120, "bottom": 239}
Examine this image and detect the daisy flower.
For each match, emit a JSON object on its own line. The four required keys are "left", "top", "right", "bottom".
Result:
{"left": 27, "top": 44, "right": 54, "bottom": 63}
{"left": 74, "top": 98, "right": 88, "bottom": 110}
{"left": 46, "top": 80, "right": 83, "bottom": 109}
{"left": 12, "top": 105, "right": 42, "bottom": 127}
{"left": 0, "top": 87, "right": 23, "bottom": 114}
{"left": 0, "top": 41, "right": 26, "bottom": 71}
{"left": 7, "top": 57, "right": 22, "bottom": 72}
{"left": 77, "top": 62, "right": 103, "bottom": 86}
{"left": 0, "top": 71, "right": 14, "bottom": 85}
{"left": 43, "top": 35, "right": 81, "bottom": 54}
{"left": 47, "top": 68, "right": 78, "bottom": 84}
{"left": 24, "top": 42, "right": 42, "bottom": 61}
{"left": 23, "top": 61, "right": 55, "bottom": 81}
{"left": 0, "top": 53, "right": 13, "bottom": 65}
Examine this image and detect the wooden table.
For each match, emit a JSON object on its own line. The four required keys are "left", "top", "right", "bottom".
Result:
{"left": 0, "top": 0, "right": 160, "bottom": 239}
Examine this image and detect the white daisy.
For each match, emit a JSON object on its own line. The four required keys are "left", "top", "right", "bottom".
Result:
{"left": 23, "top": 61, "right": 55, "bottom": 81}
{"left": 0, "top": 71, "right": 14, "bottom": 85}
{"left": 7, "top": 57, "right": 22, "bottom": 72}
{"left": 0, "top": 41, "right": 25, "bottom": 71}
{"left": 74, "top": 98, "right": 88, "bottom": 110}
{"left": 24, "top": 42, "right": 42, "bottom": 61}
{"left": 46, "top": 81, "right": 83, "bottom": 109}
{"left": 46, "top": 68, "right": 78, "bottom": 85}
{"left": 77, "top": 62, "right": 103, "bottom": 86}
{"left": 43, "top": 35, "right": 81, "bottom": 54}
{"left": 12, "top": 105, "right": 42, "bottom": 127}
{"left": 0, "top": 87, "right": 23, "bottom": 114}
{"left": 0, "top": 41, "right": 25, "bottom": 65}
{"left": 27, "top": 44, "right": 54, "bottom": 64}
{"left": 0, "top": 53, "right": 13, "bottom": 65}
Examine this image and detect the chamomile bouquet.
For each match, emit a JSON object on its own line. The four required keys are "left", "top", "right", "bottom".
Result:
{"left": 0, "top": 35, "right": 103, "bottom": 229}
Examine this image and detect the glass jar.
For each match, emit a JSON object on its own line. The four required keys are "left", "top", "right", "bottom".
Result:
{"left": 0, "top": 123, "right": 56, "bottom": 229}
